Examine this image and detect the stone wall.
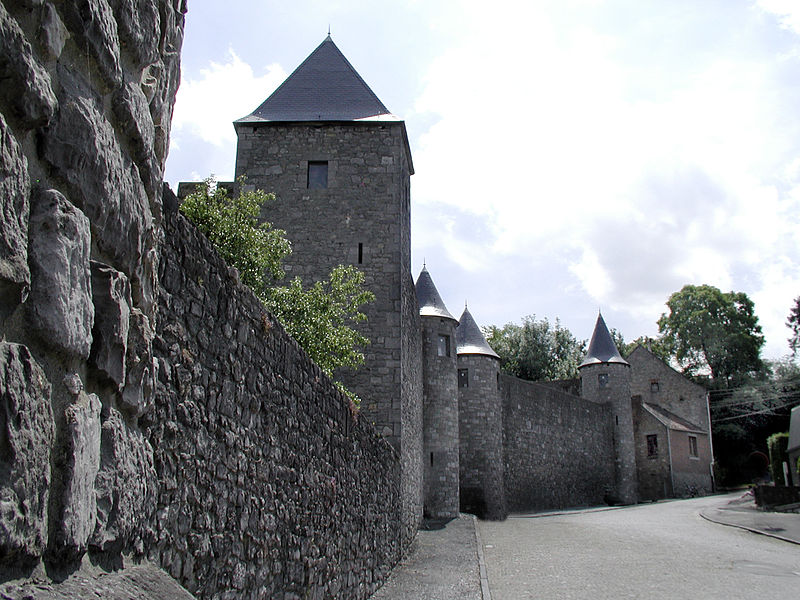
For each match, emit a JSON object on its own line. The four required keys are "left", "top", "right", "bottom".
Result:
{"left": 0, "top": 0, "right": 184, "bottom": 578}
{"left": 501, "top": 375, "right": 615, "bottom": 511}
{"left": 148, "top": 198, "right": 404, "bottom": 598}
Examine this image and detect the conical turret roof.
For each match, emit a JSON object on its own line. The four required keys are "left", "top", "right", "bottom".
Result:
{"left": 579, "top": 312, "right": 629, "bottom": 368}
{"left": 456, "top": 306, "right": 499, "bottom": 358}
{"left": 415, "top": 266, "right": 456, "bottom": 321}
{"left": 236, "top": 36, "right": 395, "bottom": 123}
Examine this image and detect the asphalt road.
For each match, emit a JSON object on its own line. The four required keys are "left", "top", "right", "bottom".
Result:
{"left": 478, "top": 495, "right": 800, "bottom": 600}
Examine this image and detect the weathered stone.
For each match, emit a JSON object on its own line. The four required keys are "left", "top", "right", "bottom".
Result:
{"left": 0, "top": 110, "right": 30, "bottom": 324}
{"left": 27, "top": 188, "right": 93, "bottom": 359}
{"left": 90, "top": 261, "right": 131, "bottom": 387}
{"left": 62, "top": 0, "right": 123, "bottom": 89}
{"left": 60, "top": 390, "right": 102, "bottom": 556}
{"left": 0, "top": 342, "right": 54, "bottom": 567}
{"left": 41, "top": 95, "right": 153, "bottom": 305}
{"left": 91, "top": 407, "right": 157, "bottom": 554}
{"left": 0, "top": 3, "right": 57, "bottom": 127}
{"left": 109, "top": 0, "right": 161, "bottom": 68}
{"left": 121, "top": 309, "right": 156, "bottom": 415}
{"left": 113, "top": 82, "right": 160, "bottom": 200}
{"left": 39, "top": 3, "right": 68, "bottom": 60}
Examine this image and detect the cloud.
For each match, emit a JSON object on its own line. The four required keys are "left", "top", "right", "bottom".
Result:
{"left": 756, "top": 0, "right": 800, "bottom": 35}
{"left": 170, "top": 49, "right": 286, "bottom": 148}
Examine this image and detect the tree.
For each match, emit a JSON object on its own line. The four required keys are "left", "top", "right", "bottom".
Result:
{"left": 657, "top": 284, "right": 765, "bottom": 387}
{"left": 180, "top": 179, "right": 375, "bottom": 391}
{"left": 787, "top": 296, "right": 800, "bottom": 357}
{"left": 484, "top": 315, "right": 586, "bottom": 381}
{"left": 622, "top": 336, "right": 671, "bottom": 362}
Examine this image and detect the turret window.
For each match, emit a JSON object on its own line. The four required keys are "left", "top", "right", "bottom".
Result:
{"left": 598, "top": 373, "right": 609, "bottom": 388}
{"left": 650, "top": 380, "right": 660, "bottom": 392}
{"left": 307, "top": 161, "right": 328, "bottom": 189}
{"left": 438, "top": 334, "right": 451, "bottom": 357}
{"left": 458, "top": 369, "right": 469, "bottom": 388}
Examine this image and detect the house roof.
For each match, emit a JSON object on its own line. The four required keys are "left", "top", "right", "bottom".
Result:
{"left": 236, "top": 36, "right": 394, "bottom": 123}
{"left": 642, "top": 402, "right": 707, "bottom": 434}
{"left": 789, "top": 405, "right": 800, "bottom": 453}
{"left": 456, "top": 306, "right": 499, "bottom": 358}
{"left": 579, "top": 312, "right": 629, "bottom": 368}
{"left": 415, "top": 266, "right": 456, "bottom": 322}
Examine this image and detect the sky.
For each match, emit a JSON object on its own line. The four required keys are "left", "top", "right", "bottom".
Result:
{"left": 165, "top": 0, "right": 800, "bottom": 361}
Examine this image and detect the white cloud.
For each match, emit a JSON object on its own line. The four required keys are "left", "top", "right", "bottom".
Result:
{"left": 756, "top": 0, "right": 800, "bottom": 34}
{"left": 171, "top": 50, "right": 286, "bottom": 148}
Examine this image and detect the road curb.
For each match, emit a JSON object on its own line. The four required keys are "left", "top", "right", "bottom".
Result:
{"left": 699, "top": 509, "right": 800, "bottom": 546}
{"left": 471, "top": 515, "right": 492, "bottom": 600}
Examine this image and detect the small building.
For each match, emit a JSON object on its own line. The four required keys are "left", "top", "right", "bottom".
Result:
{"left": 788, "top": 405, "right": 800, "bottom": 486}
{"left": 628, "top": 345, "right": 714, "bottom": 499}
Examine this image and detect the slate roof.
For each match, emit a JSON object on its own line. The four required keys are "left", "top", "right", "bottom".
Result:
{"left": 236, "top": 36, "right": 395, "bottom": 123}
{"left": 456, "top": 306, "right": 499, "bottom": 358}
{"left": 642, "top": 402, "right": 707, "bottom": 434}
{"left": 415, "top": 267, "right": 456, "bottom": 321}
{"left": 579, "top": 313, "right": 629, "bottom": 368}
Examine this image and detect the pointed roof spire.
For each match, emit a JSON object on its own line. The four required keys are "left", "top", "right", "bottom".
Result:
{"left": 579, "top": 312, "right": 628, "bottom": 368}
{"left": 456, "top": 306, "right": 499, "bottom": 358}
{"left": 416, "top": 266, "right": 456, "bottom": 321}
{"left": 236, "top": 36, "right": 394, "bottom": 123}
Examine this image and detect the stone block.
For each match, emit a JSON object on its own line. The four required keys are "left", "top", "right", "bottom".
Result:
{"left": 27, "top": 188, "right": 94, "bottom": 359}
{"left": 0, "top": 342, "right": 54, "bottom": 567}
{"left": 62, "top": 0, "right": 123, "bottom": 89}
{"left": 91, "top": 407, "right": 157, "bottom": 554}
{"left": 61, "top": 390, "right": 102, "bottom": 556}
{"left": 121, "top": 309, "right": 156, "bottom": 415}
{"left": 90, "top": 261, "right": 132, "bottom": 387}
{"left": 108, "top": 0, "right": 161, "bottom": 68}
{"left": 0, "top": 111, "right": 30, "bottom": 322}
{"left": 0, "top": 4, "right": 57, "bottom": 128}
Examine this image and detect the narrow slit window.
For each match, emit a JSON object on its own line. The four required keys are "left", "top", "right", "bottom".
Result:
{"left": 438, "top": 334, "right": 450, "bottom": 357}
{"left": 358, "top": 243, "right": 363, "bottom": 264}
{"left": 458, "top": 369, "right": 469, "bottom": 388}
{"left": 307, "top": 161, "right": 328, "bottom": 189}
{"left": 688, "top": 435, "right": 698, "bottom": 458}
{"left": 650, "top": 380, "right": 659, "bottom": 392}
{"left": 647, "top": 434, "right": 658, "bottom": 457}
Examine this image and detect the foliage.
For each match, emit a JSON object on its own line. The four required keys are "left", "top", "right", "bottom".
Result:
{"left": 787, "top": 296, "right": 800, "bottom": 357}
{"left": 483, "top": 315, "right": 586, "bottom": 381}
{"left": 622, "top": 336, "right": 671, "bottom": 362}
{"left": 766, "top": 432, "right": 789, "bottom": 486}
{"left": 266, "top": 266, "right": 375, "bottom": 377}
{"left": 180, "top": 178, "right": 290, "bottom": 300}
{"left": 180, "top": 179, "right": 375, "bottom": 399}
{"left": 657, "top": 284, "right": 765, "bottom": 387}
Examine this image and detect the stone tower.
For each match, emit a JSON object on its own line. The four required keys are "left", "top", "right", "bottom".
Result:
{"left": 579, "top": 313, "right": 638, "bottom": 504}
{"left": 415, "top": 267, "right": 459, "bottom": 519}
{"left": 456, "top": 306, "right": 507, "bottom": 520}
{"left": 233, "top": 36, "right": 423, "bottom": 540}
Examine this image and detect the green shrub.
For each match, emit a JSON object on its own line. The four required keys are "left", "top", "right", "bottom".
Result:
{"left": 766, "top": 432, "right": 789, "bottom": 485}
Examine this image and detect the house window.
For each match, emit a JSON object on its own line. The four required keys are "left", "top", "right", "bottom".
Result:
{"left": 650, "top": 380, "right": 659, "bottom": 392}
{"left": 646, "top": 434, "right": 658, "bottom": 457}
{"left": 598, "top": 373, "right": 609, "bottom": 388}
{"left": 458, "top": 369, "right": 469, "bottom": 388}
{"left": 307, "top": 161, "right": 328, "bottom": 189}
{"left": 438, "top": 334, "right": 450, "bottom": 357}
{"left": 689, "top": 435, "right": 698, "bottom": 458}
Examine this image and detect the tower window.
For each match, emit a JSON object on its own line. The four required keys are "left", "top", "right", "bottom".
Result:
{"left": 358, "top": 243, "right": 363, "bottom": 264}
{"left": 458, "top": 369, "right": 469, "bottom": 388}
{"left": 647, "top": 434, "right": 658, "bottom": 457}
{"left": 688, "top": 435, "right": 698, "bottom": 458}
{"left": 650, "top": 380, "right": 659, "bottom": 392}
{"left": 438, "top": 334, "right": 451, "bottom": 357}
{"left": 307, "top": 161, "right": 328, "bottom": 189}
{"left": 598, "top": 373, "right": 609, "bottom": 388}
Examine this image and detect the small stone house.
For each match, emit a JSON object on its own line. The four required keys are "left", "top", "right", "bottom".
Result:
{"left": 628, "top": 346, "right": 714, "bottom": 500}
{"left": 788, "top": 405, "right": 800, "bottom": 486}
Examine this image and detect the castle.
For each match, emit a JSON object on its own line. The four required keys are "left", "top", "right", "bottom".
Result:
{"left": 186, "top": 36, "right": 716, "bottom": 522}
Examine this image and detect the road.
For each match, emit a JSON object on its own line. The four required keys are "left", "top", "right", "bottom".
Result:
{"left": 477, "top": 495, "right": 800, "bottom": 600}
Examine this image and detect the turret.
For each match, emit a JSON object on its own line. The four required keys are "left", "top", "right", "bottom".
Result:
{"left": 456, "top": 305, "right": 507, "bottom": 520}
{"left": 579, "top": 313, "right": 638, "bottom": 504}
{"left": 416, "top": 267, "right": 459, "bottom": 519}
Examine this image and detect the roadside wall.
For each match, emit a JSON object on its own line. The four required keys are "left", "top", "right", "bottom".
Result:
{"left": 501, "top": 375, "right": 615, "bottom": 511}
{"left": 149, "top": 199, "right": 403, "bottom": 598}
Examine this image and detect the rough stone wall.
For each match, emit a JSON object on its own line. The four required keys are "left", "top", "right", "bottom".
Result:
{"left": 580, "top": 363, "right": 638, "bottom": 504}
{"left": 457, "top": 355, "right": 506, "bottom": 520}
{"left": 0, "top": 0, "right": 184, "bottom": 577}
{"left": 501, "top": 375, "right": 614, "bottom": 512}
{"left": 148, "top": 201, "right": 403, "bottom": 598}
{"left": 632, "top": 401, "right": 672, "bottom": 500}
{"left": 669, "top": 430, "right": 713, "bottom": 496}
{"left": 420, "top": 316, "right": 459, "bottom": 519}
{"left": 234, "top": 120, "right": 424, "bottom": 540}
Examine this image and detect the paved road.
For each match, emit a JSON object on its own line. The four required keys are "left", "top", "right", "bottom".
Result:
{"left": 478, "top": 495, "right": 800, "bottom": 600}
